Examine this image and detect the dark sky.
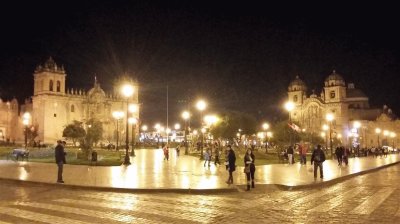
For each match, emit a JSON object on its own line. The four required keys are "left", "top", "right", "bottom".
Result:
{"left": 1, "top": 1, "right": 400, "bottom": 126}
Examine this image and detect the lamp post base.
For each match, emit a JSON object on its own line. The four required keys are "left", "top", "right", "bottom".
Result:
{"left": 123, "top": 153, "right": 131, "bottom": 165}
{"left": 130, "top": 149, "right": 136, "bottom": 157}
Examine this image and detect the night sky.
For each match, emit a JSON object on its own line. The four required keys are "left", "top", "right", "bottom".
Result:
{"left": 1, "top": 1, "right": 400, "bottom": 126}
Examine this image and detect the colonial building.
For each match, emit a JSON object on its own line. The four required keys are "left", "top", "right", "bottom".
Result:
{"left": 288, "top": 70, "right": 399, "bottom": 148}
{"left": 0, "top": 98, "right": 19, "bottom": 142}
{"left": 2, "top": 57, "right": 139, "bottom": 144}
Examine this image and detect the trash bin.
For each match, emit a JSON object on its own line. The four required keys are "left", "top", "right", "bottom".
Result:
{"left": 91, "top": 151, "right": 98, "bottom": 162}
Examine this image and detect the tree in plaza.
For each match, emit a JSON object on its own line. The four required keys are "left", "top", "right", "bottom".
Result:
{"left": 77, "top": 118, "right": 103, "bottom": 159}
{"left": 62, "top": 120, "right": 86, "bottom": 146}
{"left": 210, "top": 111, "right": 257, "bottom": 141}
{"left": 273, "top": 120, "right": 301, "bottom": 145}
{"left": 273, "top": 120, "right": 326, "bottom": 149}
{"left": 85, "top": 118, "right": 103, "bottom": 147}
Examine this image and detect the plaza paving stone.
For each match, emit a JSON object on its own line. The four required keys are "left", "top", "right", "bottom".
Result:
{"left": 0, "top": 149, "right": 399, "bottom": 192}
{"left": 1, "top": 164, "right": 400, "bottom": 223}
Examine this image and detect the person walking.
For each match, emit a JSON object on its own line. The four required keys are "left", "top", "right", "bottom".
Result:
{"left": 176, "top": 143, "right": 181, "bottom": 157}
{"left": 311, "top": 144, "right": 326, "bottom": 179}
{"left": 335, "top": 146, "right": 343, "bottom": 166}
{"left": 204, "top": 149, "right": 211, "bottom": 167}
{"left": 163, "top": 145, "right": 169, "bottom": 161}
{"left": 226, "top": 145, "right": 236, "bottom": 184}
{"left": 214, "top": 147, "right": 221, "bottom": 165}
{"left": 287, "top": 145, "right": 294, "bottom": 164}
{"left": 55, "top": 140, "right": 66, "bottom": 183}
{"left": 343, "top": 147, "right": 349, "bottom": 165}
{"left": 244, "top": 148, "right": 256, "bottom": 191}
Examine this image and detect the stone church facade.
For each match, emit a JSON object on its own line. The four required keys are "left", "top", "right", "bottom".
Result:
{"left": 2, "top": 58, "right": 139, "bottom": 144}
{"left": 288, "top": 70, "right": 399, "bottom": 148}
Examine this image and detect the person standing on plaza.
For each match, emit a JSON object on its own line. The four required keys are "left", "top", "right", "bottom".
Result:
{"left": 55, "top": 140, "right": 66, "bottom": 183}
{"left": 311, "top": 144, "right": 326, "bottom": 179}
{"left": 244, "top": 148, "right": 256, "bottom": 191}
{"left": 226, "top": 145, "right": 236, "bottom": 184}
{"left": 298, "top": 143, "right": 307, "bottom": 165}
{"left": 287, "top": 145, "right": 294, "bottom": 164}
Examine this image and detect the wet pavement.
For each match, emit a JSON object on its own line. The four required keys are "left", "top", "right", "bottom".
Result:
{"left": 1, "top": 163, "right": 400, "bottom": 223}
{"left": 0, "top": 149, "right": 399, "bottom": 191}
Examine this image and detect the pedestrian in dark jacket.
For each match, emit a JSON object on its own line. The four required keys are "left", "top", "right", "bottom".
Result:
{"left": 226, "top": 145, "right": 236, "bottom": 184}
{"left": 55, "top": 140, "right": 66, "bottom": 183}
{"left": 287, "top": 145, "right": 294, "bottom": 164}
{"left": 343, "top": 147, "right": 349, "bottom": 165}
{"left": 244, "top": 148, "right": 256, "bottom": 191}
{"left": 311, "top": 144, "right": 326, "bottom": 179}
{"left": 335, "top": 147, "right": 343, "bottom": 166}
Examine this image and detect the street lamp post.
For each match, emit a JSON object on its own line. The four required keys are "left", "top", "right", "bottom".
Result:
{"left": 390, "top": 132, "right": 396, "bottom": 149}
{"left": 182, "top": 111, "right": 190, "bottom": 155}
{"left": 262, "top": 122, "right": 270, "bottom": 153}
{"left": 22, "top": 112, "right": 30, "bottom": 148}
{"left": 383, "top": 130, "right": 389, "bottom": 147}
{"left": 322, "top": 125, "right": 328, "bottom": 153}
{"left": 284, "top": 101, "right": 295, "bottom": 147}
{"left": 375, "top": 128, "right": 381, "bottom": 148}
{"left": 121, "top": 84, "right": 134, "bottom": 165}
{"left": 196, "top": 100, "right": 207, "bottom": 159}
{"left": 128, "top": 117, "right": 138, "bottom": 157}
{"left": 154, "top": 123, "right": 161, "bottom": 147}
{"left": 112, "top": 111, "right": 124, "bottom": 152}
{"left": 353, "top": 121, "right": 362, "bottom": 148}
{"left": 141, "top": 125, "right": 148, "bottom": 145}
{"left": 326, "top": 113, "right": 334, "bottom": 158}
{"left": 128, "top": 104, "right": 138, "bottom": 156}
{"left": 266, "top": 131, "right": 273, "bottom": 153}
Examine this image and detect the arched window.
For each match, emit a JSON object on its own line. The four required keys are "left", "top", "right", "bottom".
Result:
{"left": 71, "top": 105, "right": 75, "bottom": 112}
{"left": 49, "top": 80, "right": 54, "bottom": 91}
{"left": 293, "top": 95, "right": 298, "bottom": 102}
{"left": 56, "top": 81, "right": 61, "bottom": 92}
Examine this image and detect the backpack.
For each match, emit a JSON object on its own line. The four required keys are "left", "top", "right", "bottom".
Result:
{"left": 314, "top": 149, "right": 323, "bottom": 162}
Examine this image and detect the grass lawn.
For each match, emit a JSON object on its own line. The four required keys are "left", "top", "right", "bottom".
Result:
{"left": 0, "top": 146, "right": 124, "bottom": 166}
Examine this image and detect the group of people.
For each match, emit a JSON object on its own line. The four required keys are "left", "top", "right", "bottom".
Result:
{"left": 284, "top": 143, "right": 308, "bottom": 165}
{"left": 203, "top": 147, "right": 222, "bottom": 167}
{"left": 335, "top": 146, "right": 350, "bottom": 166}
{"left": 52, "top": 139, "right": 329, "bottom": 188}
{"left": 223, "top": 145, "right": 256, "bottom": 191}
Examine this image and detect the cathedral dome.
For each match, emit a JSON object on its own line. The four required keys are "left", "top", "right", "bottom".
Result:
{"left": 288, "top": 75, "right": 307, "bottom": 92}
{"left": 324, "top": 70, "right": 345, "bottom": 87}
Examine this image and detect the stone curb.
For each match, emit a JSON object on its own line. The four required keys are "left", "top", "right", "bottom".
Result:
{"left": 0, "top": 177, "right": 238, "bottom": 194}
{"left": 245, "top": 160, "right": 400, "bottom": 191}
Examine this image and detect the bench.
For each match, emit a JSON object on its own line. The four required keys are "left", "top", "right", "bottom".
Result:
{"left": 8, "top": 148, "right": 29, "bottom": 161}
